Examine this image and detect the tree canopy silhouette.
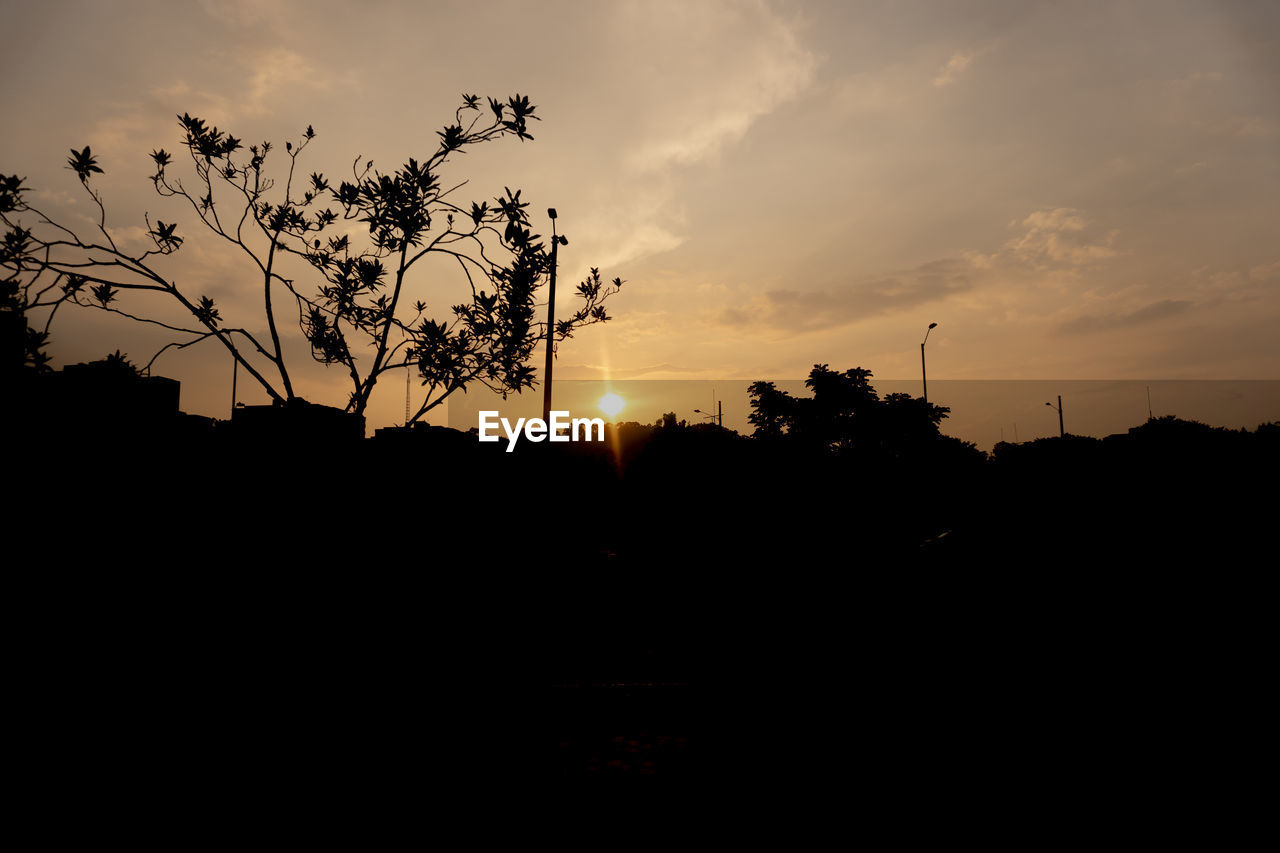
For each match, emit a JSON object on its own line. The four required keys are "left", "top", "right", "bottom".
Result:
{"left": 748, "top": 364, "right": 952, "bottom": 456}
{"left": 1, "top": 94, "right": 623, "bottom": 421}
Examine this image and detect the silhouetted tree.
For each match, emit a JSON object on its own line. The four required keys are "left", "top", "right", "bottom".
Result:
{"left": 86, "top": 349, "right": 140, "bottom": 376}
{"left": 0, "top": 179, "right": 53, "bottom": 374}
{"left": 656, "top": 411, "right": 686, "bottom": 430}
{"left": 746, "top": 381, "right": 795, "bottom": 439}
{"left": 0, "top": 95, "right": 623, "bottom": 420}
{"left": 748, "top": 363, "right": 952, "bottom": 456}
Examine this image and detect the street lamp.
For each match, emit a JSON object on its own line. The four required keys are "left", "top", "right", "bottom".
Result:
{"left": 921, "top": 323, "right": 937, "bottom": 404}
{"left": 541, "top": 208, "right": 568, "bottom": 423}
{"left": 1045, "top": 395, "right": 1064, "bottom": 438}
{"left": 694, "top": 405, "right": 722, "bottom": 428}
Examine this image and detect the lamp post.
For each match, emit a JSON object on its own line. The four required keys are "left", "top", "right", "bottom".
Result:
{"left": 921, "top": 322, "right": 937, "bottom": 404}
{"left": 1045, "top": 395, "right": 1064, "bottom": 438}
{"left": 541, "top": 209, "right": 567, "bottom": 424}
{"left": 694, "top": 403, "right": 723, "bottom": 428}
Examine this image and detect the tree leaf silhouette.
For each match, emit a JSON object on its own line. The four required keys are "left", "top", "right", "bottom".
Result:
{"left": 67, "top": 147, "right": 103, "bottom": 182}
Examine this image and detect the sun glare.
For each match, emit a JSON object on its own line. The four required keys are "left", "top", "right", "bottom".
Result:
{"left": 598, "top": 392, "right": 625, "bottom": 418}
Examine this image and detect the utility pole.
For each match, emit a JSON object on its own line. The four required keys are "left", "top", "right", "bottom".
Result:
{"left": 542, "top": 209, "right": 566, "bottom": 424}
{"left": 921, "top": 322, "right": 937, "bottom": 404}
{"left": 1045, "top": 395, "right": 1065, "bottom": 437}
{"left": 695, "top": 399, "right": 723, "bottom": 428}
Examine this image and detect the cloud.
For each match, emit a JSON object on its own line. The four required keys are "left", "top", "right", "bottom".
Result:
{"left": 718, "top": 257, "right": 975, "bottom": 333}
{"left": 1003, "top": 208, "right": 1119, "bottom": 268}
{"left": 1185, "top": 259, "right": 1280, "bottom": 306}
{"left": 1055, "top": 299, "right": 1193, "bottom": 335}
{"left": 832, "top": 67, "right": 909, "bottom": 114}
{"left": 574, "top": 183, "right": 688, "bottom": 272}
{"left": 1249, "top": 260, "right": 1280, "bottom": 282}
{"left": 573, "top": 1, "right": 818, "bottom": 270}
{"left": 198, "top": 0, "right": 293, "bottom": 30}
{"left": 79, "top": 105, "right": 174, "bottom": 167}
{"left": 76, "top": 51, "right": 310, "bottom": 167}
{"left": 714, "top": 205, "right": 1130, "bottom": 336}
{"left": 1211, "top": 115, "right": 1275, "bottom": 138}
{"left": 244, "top": 50, "right": 328, "bottom": 115}
{"left": 620, "top": 1, "right": 817, "bottom": 173}
{"left": 558, "top": 362, "right": 704, "bottom": 379}
{"left": 932, "top": 50, "right": 977, "bottom": 87}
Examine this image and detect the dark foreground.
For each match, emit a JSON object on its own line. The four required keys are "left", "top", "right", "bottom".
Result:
{"left": 6, "top": 417, "right": 1274, "bottom": 801}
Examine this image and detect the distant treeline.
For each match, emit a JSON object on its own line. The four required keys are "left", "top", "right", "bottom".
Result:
{"left": 9, "top": 358, "right": 1276, "bottom": 573}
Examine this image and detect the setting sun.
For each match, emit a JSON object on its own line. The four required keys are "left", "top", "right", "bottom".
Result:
{"left": 598, "top": 393, "right": 625, "bottom": 418}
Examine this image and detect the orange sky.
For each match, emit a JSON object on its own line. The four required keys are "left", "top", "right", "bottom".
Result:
{"left": 4, "top": 0, "right": 1277, "bottom": 431}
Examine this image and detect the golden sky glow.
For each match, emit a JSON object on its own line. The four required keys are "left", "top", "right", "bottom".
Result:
{"left": 3, "top": 0, "right": 1277, "bottom": 431}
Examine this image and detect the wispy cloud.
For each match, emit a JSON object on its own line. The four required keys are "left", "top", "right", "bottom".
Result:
{"left": 572, "top": 0, "right": 818, "bottom": 271}
{"left": 718, "top": 257, "right": 975, "bottom": 333}
{"left": 244, "top": 49, "right": 329, "bottom": 115}
{"left": 621, "top": 2, "right": 817, "bottom": 173}
{"left": 573, "top": 182, "right": 688, "bottom": 273}
{"left": 715, "top": 205, "right": 1128, "bottom": 336}
{"left": 197, "top": 0, "right": 293, "bottom": 30}
{"left": 1001, "top": 208, "right": 1119, "bottom": 268}
{"left": 1056, "top": 299, "right": 1193, "bottom": 335}
{"left": 932, "top": 50, "right": 977, "bottom": 87}
{"left": 558, "top": 362, "right": 704, "bottom": 379}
